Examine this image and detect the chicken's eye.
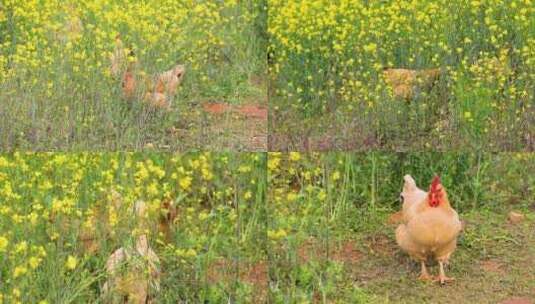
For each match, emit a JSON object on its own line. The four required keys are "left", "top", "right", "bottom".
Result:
{"left": 399, "top": 195, "right": 404, "bottom": 203}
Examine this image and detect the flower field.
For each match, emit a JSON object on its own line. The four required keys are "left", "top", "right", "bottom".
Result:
{"left": 269, "top": 0, "right": 535, "bottom": 151}
{"left": 0, "top": 0, "right": 266, "bottom": 151}
{"left": 267, "top": 152, "right": 535, "bottom": 302}
{"left": 0, "top": 153, "right": 267, "bottom": 303}
{"left": 2, "top": 0, "right": 535, "bottom": 302}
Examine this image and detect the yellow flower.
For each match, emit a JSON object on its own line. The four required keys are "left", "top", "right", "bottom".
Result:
{"left": 198, "top": 212, "right": 209, "bottom": 221}
{"left": 238, "top": 165, "right": 252, "bottom": 173}
{"left": 12, "top": 288, "right": 21, "bottom": 298}
{"left": 29, "top": 257, "right": 41, "bottom": 269}
{"left": 65, "top": 255, "right": 77, "bottom": 270}
{"left": 331, "top": 171, "right": 341, "bottom": 181}
{"left": 289, "top": 152, "right": 301, "bottom": 161}
{"left": 186, "top": 249, "right": 197, "bottom": 257}
{"left": 0, "top": 235, "right": 8, "bottom": 252}
{"left": 287, "top": 192, "right": 298, "bottom": 202}
{"left": 175, "top": 248, "right": 197, "bottom": 258}
{"left": 363, "top": 43, "right": 377, "bottom": 53}
{"left": 179, "top": 176, "right": 192, "bottom": 191}
{"left": 15, "top": 241, "right": 28, "bottom": 254}
{"left": 13, "top": 266, "right": 28, "bottom": 278}
{"left": 318, "top": 189, "right": 327, "bottom": 201}
{"left": 267, "top": 228, "right": 287, "bottom": 240}
{"left": 268, "top": 155, "right": 281, "bottom": 170}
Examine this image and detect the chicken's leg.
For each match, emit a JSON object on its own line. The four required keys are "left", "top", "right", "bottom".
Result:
{"left": 418, "top": 261, "right": 432, "bottom": 281}
{"left": 435, "top": 261, "right": 454, "bottom": 285}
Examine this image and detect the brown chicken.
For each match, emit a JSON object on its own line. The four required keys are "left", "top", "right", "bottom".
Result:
{"left": 110, "top": 34, "right": 126, "bottom": 79}
{"left": 158, "top": 198, "right": 178, "bottom": 242}
{"left": 122, "top": 67, "right": 137, "bottom": 100}
{"left": 101, "top": 234, "right": 160, "bottom": 304}
{"left": 111, "top": 35, "right": 185, "bottom": 109}
{"left": 395, "top": 175, "right": 462, "bottom": 284}
{"left": 383, "top": 68, "right": 441, "bottom": 100}
{"left": 143, "top": 64, "right": 186, "bottom": 109}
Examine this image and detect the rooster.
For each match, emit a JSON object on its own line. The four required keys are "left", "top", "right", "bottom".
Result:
{"left": 395, "top": 175, "right": 462, "bottom": 284}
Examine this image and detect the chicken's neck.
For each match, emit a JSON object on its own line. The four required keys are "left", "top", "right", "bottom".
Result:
{"left": 419, "top": 196, "right": 452, "bottom": 212}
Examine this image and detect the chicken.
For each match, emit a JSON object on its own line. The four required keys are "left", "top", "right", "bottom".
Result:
{"left": 143, "top": 64, "right": 186, "bottom": 109}
{"left": 157, "top": 64, "right": 186, "bottom": 96}
{"left": 101, "top": 200, "right": 160, "bottom": 303}
{"left": 122, "top": 67, "right": 137, "bottom": 100}
{"left": 101, "top": 234, "right": 160, "bottom": 304}
{"left": 158, "top": 198, "right": 178, "bottom": 242}
{"left": 383, "top": 68, "right": 441, "bottom": 100}
{"left": 111, "top": 35, "right": 185, "bottom": 108}
{"left": 395, "top": 175, "right": 462, "bottom": 284}
{"left": 399, "top": 174, "right": 428, "bottom": 223}
{"left": 78, "top": 189, "right": 126, "bottom": 254}
{"left": 47, "top": 189, "right": 124, "bottom": 255}
{"left": 110, "top": 35, "right": 126, "bottom": 79}
{"left": 388, "top": 174, "right": 427, "bottom": 225}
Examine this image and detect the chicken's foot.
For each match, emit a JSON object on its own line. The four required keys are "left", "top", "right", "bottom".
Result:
{"left": 434, "top": 261, "right": 455, "bottom": 285}
{"left": 418, "top": 261, "right": 433, "bottom": 281}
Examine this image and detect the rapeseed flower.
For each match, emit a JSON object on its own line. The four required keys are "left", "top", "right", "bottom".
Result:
{"left": 0, "top": 236, "right": 8, "bottom": 252}
{"left": 65, "top": 255, "right": 77, "bottom": 270}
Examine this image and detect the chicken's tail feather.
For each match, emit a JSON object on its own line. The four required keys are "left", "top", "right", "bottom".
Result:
{"left": 403, "top": 174, "right": 417, "bottom": 191}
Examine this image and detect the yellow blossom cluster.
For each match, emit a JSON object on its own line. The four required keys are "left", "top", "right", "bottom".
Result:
{"left": 0, "top": 0, "right": 257, "bottom": 84}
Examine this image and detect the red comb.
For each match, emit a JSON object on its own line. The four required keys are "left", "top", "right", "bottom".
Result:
{"left": 428, "top": 176, "right": 442, "bottom": 207}
{"left": 431, "top": 176, "right": 440, "bottom": 191}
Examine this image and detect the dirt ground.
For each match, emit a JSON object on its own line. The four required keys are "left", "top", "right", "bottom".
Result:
{"left": 269, "top": 209, "right": 535, "bottom": 303}
{"left": 201, "top": 102, "right": 267, "bottom": 151}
